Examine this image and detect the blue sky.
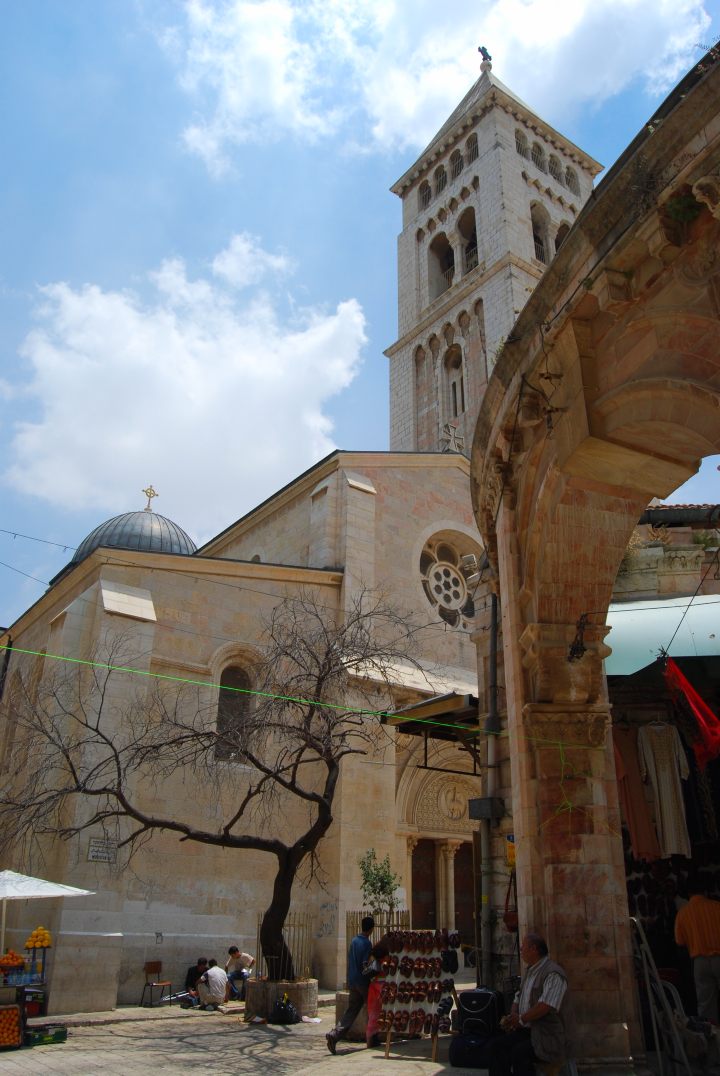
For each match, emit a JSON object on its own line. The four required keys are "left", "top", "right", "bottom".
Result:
{"left": 1, "top": 0, "right": 719, "bottom": 627}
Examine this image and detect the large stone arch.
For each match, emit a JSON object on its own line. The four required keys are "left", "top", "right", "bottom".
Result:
{"left": 470, "top": 55, "right": 720, "bottom": 1066}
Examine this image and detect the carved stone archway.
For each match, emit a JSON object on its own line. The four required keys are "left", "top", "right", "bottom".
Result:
{"left": 470, "top": 55, "right": 720, "bottom": 1066}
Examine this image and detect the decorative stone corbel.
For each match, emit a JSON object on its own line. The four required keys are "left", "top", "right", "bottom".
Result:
{"left": 519, "top": 621, "right": 612, "bottom": 705}
{"left": 692, "top": 174, "right": 720, "bottom": 221}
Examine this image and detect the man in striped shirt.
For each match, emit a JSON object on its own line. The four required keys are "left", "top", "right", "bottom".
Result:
{"left": 675, "top": 879, "right": 720, "bottom": 1023}
{"left": 489, "top": 933, "right": 573, "bottom": 1076}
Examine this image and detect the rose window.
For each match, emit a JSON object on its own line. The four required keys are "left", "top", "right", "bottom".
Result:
{"left": 420, "top": 540, "right": 475, "bottom": 629}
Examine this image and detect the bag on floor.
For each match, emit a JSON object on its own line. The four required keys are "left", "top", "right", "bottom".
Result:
{"left": 268, "top": 993, "right": 300, "bottom": 1024}
{"left": 457, "top": 987, "right": 504, "bottom": 1036}
{"left": 449, "top": 1032, "right": 494, "bottom": 1068}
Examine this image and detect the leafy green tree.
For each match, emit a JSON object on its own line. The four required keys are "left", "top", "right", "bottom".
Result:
{"left": 358, "top": 848, "right": 400, "bottom": 914}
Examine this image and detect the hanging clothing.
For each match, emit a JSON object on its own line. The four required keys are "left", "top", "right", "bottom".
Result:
{"left": 664, "top": 658, "right": 720, "bottom": 770}
{"left": 613, "top": 727, "right": 661, "bottom": 862}
{"left": 638, "top": 723, "right": 691, "bottom": 858}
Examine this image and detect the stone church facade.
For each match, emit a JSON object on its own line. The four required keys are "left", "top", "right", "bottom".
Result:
{"left": 2, "top": 48, "right": 720, "bottom": 1066}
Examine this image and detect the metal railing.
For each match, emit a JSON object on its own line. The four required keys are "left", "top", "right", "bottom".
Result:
{"left": 533, "top": 236, "right": 547, "bottom": 264}
{"left": 346, "top": 909, "right": 410, "bottom": 945}
{"left": 465, "top": 246, "right": 478, "bottom": 272}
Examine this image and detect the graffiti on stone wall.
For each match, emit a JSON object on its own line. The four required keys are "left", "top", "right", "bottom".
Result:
{"left": 315, "top": 899, "right": 338, "bottom": 938}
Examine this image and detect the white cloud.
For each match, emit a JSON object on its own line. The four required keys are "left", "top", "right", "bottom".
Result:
{"left": 4, "top": 235, "right": 366, "bottom": 540}
{"left": 161, "top": 0, "right": 712, "bottom": 165}
{"left": 211, "top": 233, "right": 293, "bottom": 288}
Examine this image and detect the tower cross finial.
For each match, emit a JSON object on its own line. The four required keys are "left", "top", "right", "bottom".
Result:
{"left": 142, "top": 484, "right": 158, "bottom": 512}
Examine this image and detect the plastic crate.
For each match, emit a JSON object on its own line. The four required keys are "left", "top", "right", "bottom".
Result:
{"left": 0, "top": 1004, "right": 23, "bottom": 1050}
{"left": 24, "top": 1024, "right": 68, "bottom": 1047}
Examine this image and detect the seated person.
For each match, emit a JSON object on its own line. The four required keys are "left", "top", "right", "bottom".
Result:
{"left": 489, "top": 933, "right": 573, "bottom": 1076}
{"left": 197, "top": 959, "right": 229, "bottom": 1010}
{"left": 225, "top": 946, "right": 255, "bottom": 1000}
{"left": 181, "top": 957, "right": 208, "bottom": 1007}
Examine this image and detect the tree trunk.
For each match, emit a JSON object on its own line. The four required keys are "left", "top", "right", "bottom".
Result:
{"left": 260, "top": 855, "right": 298, "bottom": 981}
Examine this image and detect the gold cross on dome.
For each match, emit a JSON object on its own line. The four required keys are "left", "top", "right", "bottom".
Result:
{"left": 142, "top": 484, "right": 158, "bottom": 512}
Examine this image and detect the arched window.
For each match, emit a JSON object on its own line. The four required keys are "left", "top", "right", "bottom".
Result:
{"left": 418, "top": 180, "right": 431, "bottom": 210}
{"left": 216, "top": 666, "right": 251, "bottom": 760}
{"left": 450, "top": 150, "right": 463, "bottom": 179}
{"left": 549, "top": 156, "right": 563, "bottom": 183}
{"left": 565, "top": 167, "right": 580, "bottom": 195}
{"left": 443, "top": 346, "right": 465, "bottom": 419}
{"left": 466, "top": 133, "right": 478, "bottom": 162}
{"left": 515, "top": 130, "right": 529, "bottom": 158}
{"left": 435, "top": 166, "right": 447, "bottom": 195}
{"left": 457, "top": 206, "right": 478, "bottom": 274}
{"left": 555, "top": 223, "right": 571, "bottom": 252}
{"left": 428, "top": 233, "right": 454, "bottom": 300}
{"left": 530, "top": 203, "right": 550, "bottom": 265}
{"left": 531, "top": 142, "right": 547, "bottom": 172}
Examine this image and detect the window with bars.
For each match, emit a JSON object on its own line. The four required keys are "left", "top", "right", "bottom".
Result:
{"left": 515, "top": 130, "right": 529, "bottom": 158}
{"left": 565, "top": 167, "right": 580, "bottom": 195}
{"left": 531, "top": 143, "right": 547, "bottom": 172}
{"left": 450, "top": 150, "right": 463, "bottom": 179}
{"left": 549, "top": 156, "right": 563, "bottom": 183}
{"left": 466, "top": 133, "right": 478, "bottom": 162}
{"left": 435, "top": 166, "right": 447, "bottom": 195}
{"left": 419, "top": 181, "right": 431, "bottom": 209}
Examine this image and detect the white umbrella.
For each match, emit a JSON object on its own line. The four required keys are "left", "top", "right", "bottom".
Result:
{"left": 0, "top": 870, "right": 94, "bottom": 954}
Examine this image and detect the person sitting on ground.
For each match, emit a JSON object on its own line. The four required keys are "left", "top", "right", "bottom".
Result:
{"left": 225, "top": 946, "right": 255, "bottom": 1000}
{"left": 488, "top": 932, "right": 574, "bottom": 1076}
{"left": 196, "top": 958, "right": 229, "bottom": 1011}
{"left": 181, "top": 957, "right": 208, "bottom": 1007}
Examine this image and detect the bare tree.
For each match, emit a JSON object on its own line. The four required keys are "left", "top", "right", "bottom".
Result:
{"left": 0, "top": 588, "right": 430, "bottom": 979}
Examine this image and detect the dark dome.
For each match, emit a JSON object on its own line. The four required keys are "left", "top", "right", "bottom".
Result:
{"left": 71, "top": 511, "right": 197, "bottom": 564}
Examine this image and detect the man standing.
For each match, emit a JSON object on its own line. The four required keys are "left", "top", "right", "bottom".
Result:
{"left": 225, "top": 946, "right": 255, "bottom": 1000}
{"left": 675, "top": 879, "right": 720, "bottom": 1022}
{"left": 326, "top": 915, "right": 374, "bottom": 1054}
{"left": 489, "top": 933, "right": 573, "bottom": 1076}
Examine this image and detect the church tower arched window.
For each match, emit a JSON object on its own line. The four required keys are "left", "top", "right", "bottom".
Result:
{"left": 530, "top": 203, "right": 550, "bottom": 265}
{"left": 458, "top": 207, "right": 478, "bottom": 274}
{"left": 428, "top": 233, "right": 454, "bottom": 300}
{"left": 443, "top": 345, "right": 465, "bottom": 419}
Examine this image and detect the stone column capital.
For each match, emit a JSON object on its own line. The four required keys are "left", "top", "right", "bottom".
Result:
{"left": 405, "top": 835, "right": 419, "bottom": 854}
{"left": 438, "top": 838, "right": 463, "bottom": 861}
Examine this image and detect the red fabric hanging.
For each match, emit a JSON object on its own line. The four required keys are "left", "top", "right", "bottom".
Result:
{"left": 663, "top": 657, "right": 720, "bottom": 770}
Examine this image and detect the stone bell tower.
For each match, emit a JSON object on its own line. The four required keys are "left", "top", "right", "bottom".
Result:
{"left": 386, "top": 54, "right": 602, "bottom": 454}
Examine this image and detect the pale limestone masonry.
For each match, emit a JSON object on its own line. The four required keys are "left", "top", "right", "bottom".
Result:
{"left": 387, "top": 60, "right": 601, "bottom": 453}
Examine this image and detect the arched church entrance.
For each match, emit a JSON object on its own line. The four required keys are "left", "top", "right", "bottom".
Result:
{"left": 470, "top": 55, "right": 720, "bottom": 1067}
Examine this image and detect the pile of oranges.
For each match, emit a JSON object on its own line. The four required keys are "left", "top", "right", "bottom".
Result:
{"left": 0, "top": 1005, "right": 22, "bottom": 1048}
{"left": 24, "top": 926, "right": 52, "bottom": 950}
{"left": 0, "top": 950, "right": 24, "bottom": 969}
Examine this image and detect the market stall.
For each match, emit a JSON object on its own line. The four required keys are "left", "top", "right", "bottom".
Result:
{"left": 0, "top": 871, "right": 93, "bottom": 1049}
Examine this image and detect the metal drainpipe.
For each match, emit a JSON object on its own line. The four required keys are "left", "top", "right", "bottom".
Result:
{"left": 481, "top": 592, "right": 500, "bottom": 987}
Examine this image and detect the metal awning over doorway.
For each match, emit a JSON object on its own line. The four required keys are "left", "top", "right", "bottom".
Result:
{"left": 382, "top": 692, "right": 482, "bottom": 774}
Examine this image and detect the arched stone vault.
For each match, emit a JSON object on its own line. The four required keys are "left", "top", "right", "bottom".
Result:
{"left": 470, "top": 55, "right": 720, "bottom": 1065}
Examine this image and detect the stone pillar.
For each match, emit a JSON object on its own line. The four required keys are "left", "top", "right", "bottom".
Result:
{"left": 435, "top": 840, "right": 462, "bottom": 929}
{"left": 406, "top": 837, "right": 418, "bottom": 922}
{"left": 434, "top": 840, "right": 447, "bottom": 928}
{"left": 495, "top": 502, "right": 637, "bottom": 1067}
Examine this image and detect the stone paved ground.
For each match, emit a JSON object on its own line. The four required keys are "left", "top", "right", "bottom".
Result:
{"left": 0, "top": 1010, "right": 480, "bottom": 1075}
